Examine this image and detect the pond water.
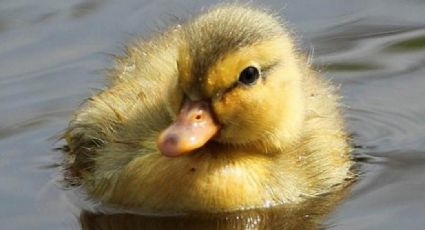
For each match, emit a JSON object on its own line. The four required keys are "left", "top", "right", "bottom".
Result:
{"left": 1, "top": 0, "right": 425, "bottom": 229}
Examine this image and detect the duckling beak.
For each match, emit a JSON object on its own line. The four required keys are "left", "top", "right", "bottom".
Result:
{"left": 157, "top": 100, "right": 220, "bottom": 157}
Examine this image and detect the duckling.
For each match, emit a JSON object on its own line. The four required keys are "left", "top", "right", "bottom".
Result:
{"left": 64, "top": 5, "right": 354, "bottom": 214}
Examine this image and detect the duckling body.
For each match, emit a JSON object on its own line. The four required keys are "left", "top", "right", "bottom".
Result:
{"left": 64, "top": 5, "right": 353, "bottom": 214}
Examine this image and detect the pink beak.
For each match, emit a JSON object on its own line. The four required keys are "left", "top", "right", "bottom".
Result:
{"left": 157, "top": 100, "right": 220, "bottom": 157}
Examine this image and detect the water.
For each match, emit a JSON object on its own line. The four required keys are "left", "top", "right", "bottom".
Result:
{"left": 1, "top": 0, "right": 424, "bottom": 229}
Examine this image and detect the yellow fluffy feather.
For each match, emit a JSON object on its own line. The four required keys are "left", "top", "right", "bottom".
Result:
{"left": 64, "top": 5, "right": 353, "bottom": 214}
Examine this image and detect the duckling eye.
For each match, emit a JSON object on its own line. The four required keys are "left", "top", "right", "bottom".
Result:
{"left": 238, "top": 66, "right": 260, "bottom": 85}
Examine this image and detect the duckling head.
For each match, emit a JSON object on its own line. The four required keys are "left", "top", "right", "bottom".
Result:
{"left": 158, "top": 6, "right": 305, "bottom": 156}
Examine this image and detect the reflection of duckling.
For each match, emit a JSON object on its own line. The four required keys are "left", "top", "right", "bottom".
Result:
{"left": 64, "top": 5, "right": 354, "bottom": 214}
{"left": 80, "top": 186, "right": 351, "bottom": 230}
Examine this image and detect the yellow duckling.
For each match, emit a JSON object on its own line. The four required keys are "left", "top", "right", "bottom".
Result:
{"left": 64, "top": 5, "right": 353, "bottom": 214}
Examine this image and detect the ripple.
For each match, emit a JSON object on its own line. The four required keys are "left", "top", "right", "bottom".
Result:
{"left": 312, "top": 22, "right": 425, "bottom": 83}
{"left": 387, "top": 33, "right": 425, "bottom": 51}
{"left": 1, "top": 0, "right": 425, "bottom": 229}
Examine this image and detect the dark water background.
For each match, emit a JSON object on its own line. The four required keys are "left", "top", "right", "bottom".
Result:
{"left": 1, "top": 0, "right": 425, "bottom": 229}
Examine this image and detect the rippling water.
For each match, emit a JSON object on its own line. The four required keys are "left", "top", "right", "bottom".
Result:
{"left": 1, "top": 0, "right": 424, "bottom": 229}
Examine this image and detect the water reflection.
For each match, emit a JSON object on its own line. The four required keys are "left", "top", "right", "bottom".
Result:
{"left": 79, "top": 185, "right": 351, "bottom": 230}
{"left": 387, "top": 34, "right": 425, "bottom": 50}
{"left": 71, "top": 0, "right": 104, "bottom": 19}
{"left": 1, "top": 0, "right": 425, "bottom": 229}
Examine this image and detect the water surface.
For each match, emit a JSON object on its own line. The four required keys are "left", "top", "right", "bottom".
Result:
{"left": 1, "top": 0, "right": 425, "bottom": 229}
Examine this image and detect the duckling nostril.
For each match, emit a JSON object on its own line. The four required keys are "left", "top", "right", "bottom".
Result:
{"left": 195, "top": 114, "right": 202, "bottom": 120}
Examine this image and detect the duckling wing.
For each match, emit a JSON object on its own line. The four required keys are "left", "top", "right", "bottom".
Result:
{"left": 64, "top": 30, "right": 181, "bottom": 178}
